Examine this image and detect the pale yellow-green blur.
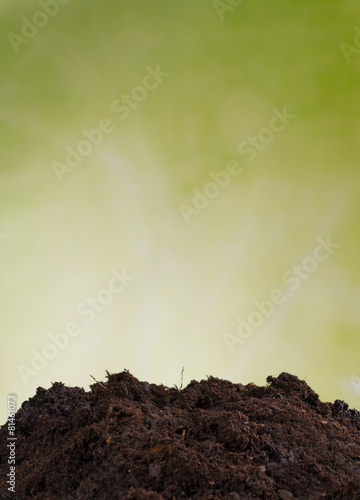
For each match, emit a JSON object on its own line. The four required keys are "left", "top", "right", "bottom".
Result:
{"left": 1, "top": 0, "right": 359, "bottom": 423}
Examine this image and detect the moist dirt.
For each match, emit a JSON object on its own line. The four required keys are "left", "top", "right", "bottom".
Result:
{"left": 1, "top": 371, "right": 360, "bottom": 499}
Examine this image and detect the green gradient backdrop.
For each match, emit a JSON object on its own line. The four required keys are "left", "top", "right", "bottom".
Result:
{"left": 1, "top": 0, "right": 360, "bottom": 423}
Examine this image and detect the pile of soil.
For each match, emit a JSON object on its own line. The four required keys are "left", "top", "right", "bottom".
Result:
{"left": 1, "top": 370, "right": 360, "bottom": 499}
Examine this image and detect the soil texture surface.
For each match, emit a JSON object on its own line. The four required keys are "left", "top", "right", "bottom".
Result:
{"left": 1, "top": 370, "right": 360, "bottom": 499}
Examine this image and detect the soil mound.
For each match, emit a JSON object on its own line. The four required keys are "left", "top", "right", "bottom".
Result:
{"left": 1, "top": 370, "right": 360, "bottom": 499}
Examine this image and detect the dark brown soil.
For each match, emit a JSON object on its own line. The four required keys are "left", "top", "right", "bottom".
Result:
{"left": 1, "top": 371, "right": 360, "bottom": 499}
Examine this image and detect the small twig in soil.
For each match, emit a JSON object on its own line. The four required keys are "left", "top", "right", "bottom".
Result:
{"left": 173, "top": 366, "right": 185, "bottom": 390}
{"left": 90, "top": 374, "right": 111, "bottom": 392}
{"left": 180, "top": 366, "right": 184, "bottom": 390}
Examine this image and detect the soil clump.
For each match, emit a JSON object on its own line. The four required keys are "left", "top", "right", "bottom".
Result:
{"left": 1, "top": 370, "right": 360, "bottom": 499}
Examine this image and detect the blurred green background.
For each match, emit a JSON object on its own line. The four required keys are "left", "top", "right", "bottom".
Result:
{"left": 1, "top": 0, "right": 360, "bottom": 424}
